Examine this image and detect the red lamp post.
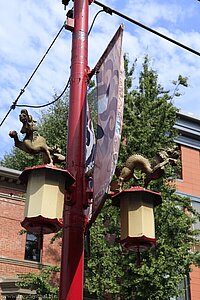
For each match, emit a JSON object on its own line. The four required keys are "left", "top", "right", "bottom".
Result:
{"left": 59, "top": 0, "right": 90, "bottom": 299}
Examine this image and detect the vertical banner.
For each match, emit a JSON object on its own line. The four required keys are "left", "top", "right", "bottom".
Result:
{"left": 92, "top": 25, "right": 124, "bottom": 218}
{"left": 86, "top": 101, "right": 96, "bottom": 175}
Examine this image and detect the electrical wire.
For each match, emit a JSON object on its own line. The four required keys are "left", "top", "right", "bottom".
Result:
{"left": 15, "top": 10, "right": 103, "bottom": 110}
{"left": 15, "top": 77, "right": 70, "bottom": 109}
{"left": 0, "top": 24, "right": 65, "bottom": 127}
{"left": 88, "top": 9, "right": 104, "bottom": 35}
{"left": 93, "top": 0, "right": 200, "bottom": 57}
{"left": 3, "top": 1, "right": 197, "bottom": 125}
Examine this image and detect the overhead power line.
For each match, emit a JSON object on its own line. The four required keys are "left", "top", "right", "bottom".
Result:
{"left": 2, "top": 2, "right": 199, "bottom": 128}
{"left": 15, "top": 10, "right": 102, "bottom": 109}
{"left": 94, "top": 0, "right": 200, "bottom": 57}
{"left": 88, "top": 9, "right": 104, "bottom": 35}
{"left": 16, "top": 77, "right": 70, "bottom": 109}
{"left": 0, "top": 24, "right": 65, "bottom": 128}
{"left": 0, "top": 9, "right": 103, "bottom": 122}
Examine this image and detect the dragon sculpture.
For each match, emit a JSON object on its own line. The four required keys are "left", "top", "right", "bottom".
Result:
{"left": 118, "top": 147, "right": 179, "bottom": 189}
{"left": 9, "top": 109, "right": 65, "bottom": 165}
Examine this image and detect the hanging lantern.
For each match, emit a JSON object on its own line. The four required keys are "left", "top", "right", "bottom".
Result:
{"left": 20, "top": 165, "right": 75, "bottom": 234}
{"left": 112, "top": 186, "right": 162, "bottom": 252}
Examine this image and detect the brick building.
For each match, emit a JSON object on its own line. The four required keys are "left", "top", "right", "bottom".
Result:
{"left": 0, "top": 111, "right": 200, "bottom": 299}
{"left": 174, "top": 111, "right": 200, "bottom": 300}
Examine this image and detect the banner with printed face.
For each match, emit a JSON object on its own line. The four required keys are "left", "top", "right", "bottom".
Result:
{"left": 86, "top": 101, "right": 96, "bottom": 175}
{"left": 92, "top": 25, "right": 124, "bottom": 218}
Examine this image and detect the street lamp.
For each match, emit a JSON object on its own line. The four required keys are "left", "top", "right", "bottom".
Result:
{"left": 112, "top": 186, "right": 162, "bottom": 252}
{"left": 20, "top": 165, "right": 75, "bottom": 234}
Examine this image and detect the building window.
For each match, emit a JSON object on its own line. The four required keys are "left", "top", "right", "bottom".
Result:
{"left": 192, "top": 200, "right": 200, "bottom": 243}
{"left": 24, "top": 232, "right": 42, "bottom": 262}
{"left": 177, "top": 144, "right": 183, "bottom": 180}
{"left": 170, "top": 275, "right": 190, "bottom": 300}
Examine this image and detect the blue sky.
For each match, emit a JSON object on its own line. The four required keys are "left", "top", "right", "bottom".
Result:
{"left": 0, "top": 0, "right": 200, "bottom": 160}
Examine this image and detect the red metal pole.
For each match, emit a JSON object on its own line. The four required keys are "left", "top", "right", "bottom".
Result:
{"left": 59, "top": 0, "right": 89, "bottom": 299}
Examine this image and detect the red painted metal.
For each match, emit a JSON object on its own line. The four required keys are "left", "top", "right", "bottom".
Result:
{"left": 19, "top": 164, "right": 75, "bottom": 186}
{"left": 59, "top": 0, "right": 89, "bottom": 299}
{"left": 120, "top": 235, "right": 156, "bottom": 252}
{"left": 112, "top": 186, "right": 162, "bottom": 207}
{"left": 21, "top": 215, "right": 63, "bottom": 234}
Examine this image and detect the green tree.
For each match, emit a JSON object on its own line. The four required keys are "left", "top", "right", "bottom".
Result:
{"left": 1, "top": 56, "right": 200, "bottom": 299}
{"left": 38, "top": 96, "right": 68, "bottom": 155}
{"left": 17, "top": 266, "right": 59, "bottom": 299}
{"left": 84, "top": 56, "right": 200, "bottom": 300}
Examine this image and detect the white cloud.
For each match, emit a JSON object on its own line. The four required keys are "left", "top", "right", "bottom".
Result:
{"left": 0, "top": 0, "right": 200, "bottom": 160}
{"left": 122, "top": 0, "right": 184, "bottom": 26}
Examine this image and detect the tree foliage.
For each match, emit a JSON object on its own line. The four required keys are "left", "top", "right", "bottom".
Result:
{"left": 38, "top": 96, "right": 68, "bottom": 155}
{"left": 85, "top": 56, "right": 200, "bottom": 300}
{"left": 17, "top": 266, "right": 59, "bottom": 299}
{"left": 1, "top": 56, "right": 200, "bottom": 299}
